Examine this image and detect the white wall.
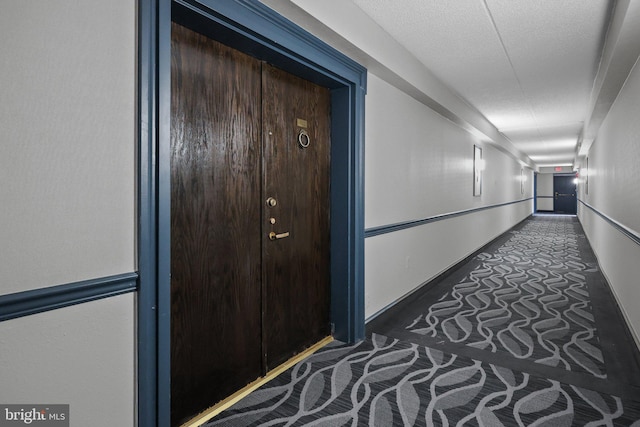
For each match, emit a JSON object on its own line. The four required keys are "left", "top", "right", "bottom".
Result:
{"left": 0, "top": 0, "right": 136, "bottom": 293}
{"left": 0, "top": 1, "right": 136, "bottom": 425}
{"left": 365, "top": 74, "right": 533, "bottom": 317}
{"left": 366, "top": 201, "right": 532, "bottom": 318}
{"left": 536, "top": 173, "right": 554, "bottom": 211}
{"left": 0, "top": 295, "right": 135, "bottom": 427}
{"left": 578, "top": 54, "right": 640, "bottom": 346}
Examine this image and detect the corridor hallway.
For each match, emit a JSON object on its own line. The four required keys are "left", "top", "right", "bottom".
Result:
{"left": 208, "top": 215, "right": 640, "bottom": 425}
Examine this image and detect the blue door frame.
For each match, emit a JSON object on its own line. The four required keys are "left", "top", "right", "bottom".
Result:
{"left": 138, "top": 1, "right": 367, "bottom": 425}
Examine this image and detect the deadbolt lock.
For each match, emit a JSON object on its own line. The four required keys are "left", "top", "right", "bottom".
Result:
{"left": 266, "top": 197, "right": 277, "bottom": 207}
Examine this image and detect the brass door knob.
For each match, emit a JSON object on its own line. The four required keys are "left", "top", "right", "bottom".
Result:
{"left": 266, "top": 197, "right": 277, "bottom": 207}
{"left": 269, "top": 231, "right": 290, "bottom": 240}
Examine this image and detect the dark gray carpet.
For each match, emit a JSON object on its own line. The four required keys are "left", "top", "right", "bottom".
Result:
{"left": 405, "top": 264, "right": 605, "bottom": 377}
{"left": 207, "top": 334, "right": 640, "bottom": 426}
{"left": 206, "top": 215, "right": 640, "bottom": 425}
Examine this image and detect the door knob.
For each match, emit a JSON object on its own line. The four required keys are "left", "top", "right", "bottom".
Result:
{"left": 269, "top": 231, "right": 290, "bottom": 240}
{"left": 266, "top": 197, "right": 277, "bottom": 207}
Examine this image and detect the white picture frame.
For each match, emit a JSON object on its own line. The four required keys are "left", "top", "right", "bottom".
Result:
{"left": 473, "top": 145, "right": 482, "bottom": 196}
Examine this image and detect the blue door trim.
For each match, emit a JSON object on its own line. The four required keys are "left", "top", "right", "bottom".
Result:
{"left": 137, "top": 0, "right": 160, "bottom": 425}
{"left": 138, "top": 1, "right": 367, "bottom": 425}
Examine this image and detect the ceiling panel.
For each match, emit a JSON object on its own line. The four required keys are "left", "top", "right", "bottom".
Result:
{"left": 350, "top": 0, "right": 615, "bottom": 167}
{"left": 486, "top": 0, "right": 611, "bottom": 127}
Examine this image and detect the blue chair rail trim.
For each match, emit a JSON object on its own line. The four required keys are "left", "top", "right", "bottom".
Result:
{"left": 536, "top": 196, "right": 554, "bottom": 198}
{"left": 0, "top": 273, "right": 138, "bottom": 322}
{"left": 365, "top": 198, "right": 534, "bottom": 238}
{"left": 578, "top": 199, "right": 640, "bottom": 247}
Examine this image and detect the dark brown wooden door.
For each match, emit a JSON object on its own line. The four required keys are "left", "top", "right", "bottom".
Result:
{"left": 170, "top": 23, "right": 262, "bottom": 426}
{"left": 170, "top": 23, "right": 331, "bottom": 426}
{"left": 262, "top": 64, "right": 331, "bottom": 370}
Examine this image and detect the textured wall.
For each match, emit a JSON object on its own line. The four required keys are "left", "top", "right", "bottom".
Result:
{"left": 365, "top": 75, "right": 531, "bottom": 229}
{"left": 364, "top": 74, "right": 533, "bottom": 318}
{"left": 581, "top": 60, "right": 640, "bottom": 233}
{"left": 0, "top": 295, "right": 135, "bottom": 426}
{"left": 578, "top": 55, "right": 640, "bottom": 345}
{"left": 0, "top": 0, "right": 136, "bottom": 294}
{"left": 0, "top": 1, "right": 137, "bottom": 425}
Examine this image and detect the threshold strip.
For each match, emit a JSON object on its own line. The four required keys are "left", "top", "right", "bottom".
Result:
{"left": 181, "top": 336, "right": 334, "bottom": 427}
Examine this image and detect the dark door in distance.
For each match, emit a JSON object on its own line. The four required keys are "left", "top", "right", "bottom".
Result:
{"left": 554, "top": 175, "right": 577, "bottom": 214}
{"left": 170, "top": 23, "right": 331, "bottom": 426}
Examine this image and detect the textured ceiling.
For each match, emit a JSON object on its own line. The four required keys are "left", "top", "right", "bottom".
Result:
{"left": 350, "top": 0, "right": 614, "bottom": 167}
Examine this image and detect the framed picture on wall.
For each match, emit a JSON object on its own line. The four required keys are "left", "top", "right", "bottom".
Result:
{"left": 473, "top": 145, "right": 482, "bottom": 196}
{"left": 585, "top": 157, "right": 589, "bottom": 195}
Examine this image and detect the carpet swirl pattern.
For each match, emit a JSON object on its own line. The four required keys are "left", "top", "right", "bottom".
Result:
{"left": 206, "top": 216, "right": 640, "bottom": 426}
{"left": 208, "top": 334, "right": 640, "bottom": 426}
{"left": 406, "top": 218, "right": 605, "bottom": 377}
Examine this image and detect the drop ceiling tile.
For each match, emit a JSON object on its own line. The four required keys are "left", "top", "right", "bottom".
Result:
{"left": 350, "top": 0, "right": 527, "bottom": 109}
{"left": 347, "top": 0, "right": 615, "bottom": 167}
{"left": 485, "top": 0, "right": 613, "bottom": 127}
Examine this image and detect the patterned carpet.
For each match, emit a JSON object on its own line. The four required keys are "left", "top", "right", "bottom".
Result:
{"left": 207, "top": 334, "right": 640, "bottom": 426}
{"left": 406, "top": 268, "right": 604, "bottom": 376}
{"left": 404, "top": 217, "right": 605, "bottom": 377}
{"left": 206, "top": 215, "right": 640, "bottom": 426}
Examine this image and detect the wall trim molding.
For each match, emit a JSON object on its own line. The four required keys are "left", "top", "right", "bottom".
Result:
{"left": 578, "top": 199, "right": 640, "bottom": 247}
{"left": 364, "top": 198, "right": 533, "bottom": 238}
{"left": 0, "top": 273, "right": 138, "bottom": 322}
{"left": 137, "top": 0, "right": 159, "bottom": 425}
